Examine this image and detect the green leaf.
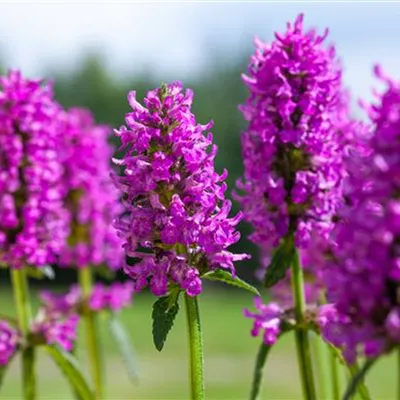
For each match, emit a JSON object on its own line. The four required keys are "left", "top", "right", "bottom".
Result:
{"left": 203, "top": 269, "right": 260, "bottom": 296}
{"left": 343, "top": 358, "right": 376, "bottom": 400}
{"left": 250, "top": 343, "right": 272, "bottom": 400}
{"left": 249, "top": 325, "right": 294, "bottom": 400}
{"left": 26, "top": 265, "right": 55, "bottom": 280}
{"left": 308, "top": 324, "right": 371, "bottom": 400}
{"left": 152, "top": 292, "right": 180, "bottom": 352}
{"left": 94, "top": 265, "right": 116, "bottom": 281}
{"left": 264, "top": 236, "right": 295, "bottom": 288}
{"left": 108, "top": 314, "right": 139, "bottom": 383}
{"left": 45, "top": 345, "right": 95, "bottom": 400}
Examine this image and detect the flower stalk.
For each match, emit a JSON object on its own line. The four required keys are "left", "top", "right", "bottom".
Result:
{"left": 78, "top": 267, "right": 103, "bottom": 399}
{"left": 329, "top": 349, "right": 340, "bottom": 400}
{"left": 291, "top": 250, "right": 316, "bottom": 400}
{"left": 11, "top": 268, "right": 36, "bottom": 400}
{"left": 185, "top": 294, "right": 205, "bottom": 400}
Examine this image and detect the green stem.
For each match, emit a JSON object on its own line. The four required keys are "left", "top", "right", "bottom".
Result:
{"left": 185, "top": 294, "right": 205, "bottom": 400}
{"left": 311, "top": 334, "right": 326, "bottom": 400}
{"left": 347, "top": 362, "right": 371, "bottom": 400}
{"left": 249, "top": 342, "right": 271, "bottom": 400}
{"left": 291, "top": 250, "right": 317, "bottom": 400}
{"left": 11, "top": 268, "right": 36, "bottom": 400}
{"left": 330, "top": 347, "right": 340, "bottom": 400}
{"left": 78, "top": 267, "right": 102, "bottom": 400}
{"left": 343, "top": 358, "right": 376, "bottom": 400}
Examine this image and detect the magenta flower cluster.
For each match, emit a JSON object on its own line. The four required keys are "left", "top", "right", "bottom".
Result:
{"left": 0, "top": 71, "right": 68, "bottom": 268}
{"left": 320, "top": 68, "right": 400, "bottom": 362}
{"left": 113, "top": 82, "right": 248, "bottom": 296}
{"left": 33, "top": 314, "right": 80, "bottom": 353}
{"left": 0, "top": 309, "right": 79, "bottom": 361}
{"left": 244, "top": 298, "right": 282, "bottom": 346}
{"left": 40, "top": 281, "right": 134, "bottom": 314}
{"left": 89, "top": 282, "right": 134, "bottom": 312}
{"left": 236, "top": 14, "right": 349, "bottom": 251}
{"left": 0, "top": 321, "right": 19, "bottom": 365}
{"left": 60, "top": 108, "right": 123, "bottom": 270}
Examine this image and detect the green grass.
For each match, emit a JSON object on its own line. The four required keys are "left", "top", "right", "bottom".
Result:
{"left": 0, "top": 286, "right": 398, "bottom": 399}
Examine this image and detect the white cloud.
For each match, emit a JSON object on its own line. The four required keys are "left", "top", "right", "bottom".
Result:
{"left": 0, "top": 1, "right": 399, "bottom": 103}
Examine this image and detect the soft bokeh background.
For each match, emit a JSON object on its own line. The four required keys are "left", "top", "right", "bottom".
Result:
{"left": 1, "top": 2, "right": 400, "bottom": 399}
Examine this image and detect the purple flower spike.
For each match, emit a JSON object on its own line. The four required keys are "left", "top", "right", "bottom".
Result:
{"left": 113, "top": 82, "right": 249, "bottom": 296}
{"left": 321, "top": 68, "right": 400, "bottom": 361}
{"left": 0, "top": 71, "right": 68, "bottom": 268}
{"left": 235, "top": 14, "right": 350, "bottom": 252}
{"left": 0, "top": 321, "right": 19, "bottom": 365}
{"left": 60, "top": 108, "right": 124, "bottom": 270}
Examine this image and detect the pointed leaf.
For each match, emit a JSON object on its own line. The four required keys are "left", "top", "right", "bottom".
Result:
{"left": 108, "top": 314, "right": 139, "bottom": 383}
{"left": 94, "top": 265, "right": 116, "bottom": 281}
{"left": 203, "top": 269, "right": 260, "bottom": 296}
{"left": 343, "top": 358, "right": 376, "bottom": 400}
{"left": 26, "top": 265, "right": 55, "bottom": 280}
{"left": 264, "top": 237, "right": 295, "bottom": 288}
{"left": 249, "top": 325, "right": 294, "bottom": 400}
{"left": 152, "top": 293, "right": 180, "bottom": 352}
{"left": 250, "top": 343, "right": 272, "bottom": 400}
{"left": 45, "top": 345, "right": 94, "bottom": 400}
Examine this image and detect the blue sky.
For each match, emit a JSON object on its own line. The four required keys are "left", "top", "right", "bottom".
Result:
{"left": 1, "top": 2, "right": 399, "bottom": 103}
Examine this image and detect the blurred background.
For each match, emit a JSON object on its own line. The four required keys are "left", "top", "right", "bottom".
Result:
{"left": 1, "top": 2, "right": 400, "bottom": 399}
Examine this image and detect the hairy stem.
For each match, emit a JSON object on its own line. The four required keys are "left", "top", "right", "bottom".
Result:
{"left": 78, "top": 267, "right": 102, "bottom": 400}
{"left": 185, "top": 294, "right": 205, "bottom": 400}
{"left": 291, "top": 250, "right": 317, "bottom": 400}
{"left": 11, "top": 268, "right": 36, "bottom": 400}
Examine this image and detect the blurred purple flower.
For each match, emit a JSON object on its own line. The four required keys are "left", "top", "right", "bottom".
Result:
{"left": 40, "top": 282, "right": 134, "bottom": 314}
{"left": 0, "top": 71, "right": 68, "bottom": 268}
{"left": 321, "top": 67, "right": 400, "bottom": 361}
{"left": 244, "top": 298, "right": 282, "bottom": 346}
{"left": 34, "top": 314, "right": 80, "bottom": 352}
{"left": 59, "top": 108, "right": 123, "bottom": 270}
{"left": 40, "top": 286, "right": 81, "bottom": 315}
{"left": 0, "top": 320, "right": 19, "bottom": 365}
{"left": 89, "top": 282, "right": 134, "bottom": 312}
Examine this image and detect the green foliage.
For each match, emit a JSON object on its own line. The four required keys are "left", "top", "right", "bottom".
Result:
{"left": 108, "top": 313, "right": 139, "bottom": 383}
{"left": 26, "top": 265, "right": 55, "bottom": 280}
{"left": 203, "top": 269, "right": 260, "bottom": 296}
{"left": 264, "top": 236, "right": 295, "bottom": 288}
{"left": 152, "top": 291, "right": 180, "bottom": 352}
{"left": 94, "top": 265, "right": 116, "bottom": 281}
{"left": 343, "top": 358, "right": 376, "bottom": 400}
{"left": 45, "top": 345, "right": 95, "bottom": 400}
{"left": 250, "top": 342, "right": 273, "bottom": 400}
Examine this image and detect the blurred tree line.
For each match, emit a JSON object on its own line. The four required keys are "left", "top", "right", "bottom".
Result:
{"left": 1, "top": 53, "right": 261, "bottom": 286}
